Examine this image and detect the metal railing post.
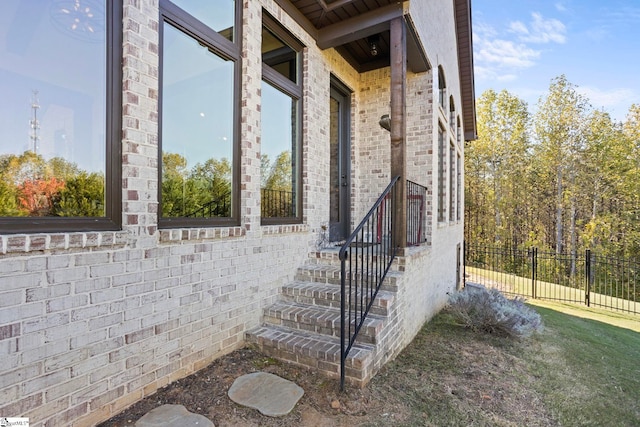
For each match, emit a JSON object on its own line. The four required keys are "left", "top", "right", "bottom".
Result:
{"left": 463, "top": 241, "right": 467, "bottom": 288}
{"left": 585, "top": 249, "right": 592, "bottom": 307}
{"left": 531, "top": 247, "right": 537, "bottom": 299}
{"left": 340, "top": 250, "right": 347, "bottom": 390}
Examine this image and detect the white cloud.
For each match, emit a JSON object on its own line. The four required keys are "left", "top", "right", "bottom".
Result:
{"left": 475, "top": 37, "right": 540, "bottom": 68}
{"left": 473, "top": 25, "right": 541, "bottom": 85}
{"left": 474, "top": 13, "right": 565, "bottom": 87}
{"left": 510, "top": 12, "right": 566, "bottom": 44}
{"left": 606, "top": 7, "right": 640, "bottom": 23}
{"left": 474, "top": 21, "right": 498, "bottom": 38}
{"left": 584, "top": 28, "right": 609, "bottom": 42}
{"left": 555, "top": 2, "right": 568, "bottom": 13}
{"left": 473, "top": 65, "right": 517, "bottom": 84}
{"left": 576, "top": 86, "right": 635, "bottom": 109}
{"left": 575, "top": 86, "right": 638, "bottom": 121}
{"left": 508, "top": 21, "right": 528, "bottom": 35}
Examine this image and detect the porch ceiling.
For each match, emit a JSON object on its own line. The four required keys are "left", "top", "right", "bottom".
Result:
{"left": 274, "top": 0, "right": 477, "bottom": 140}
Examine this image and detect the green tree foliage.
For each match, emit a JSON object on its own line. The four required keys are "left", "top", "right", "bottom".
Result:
{"left": 52, "top": 172, "right": 105, "bottom": 217}
{"left": 261, "top": 151, "right": 294, "bottom": 217}
{"left": 189, "top": 157, "right": 232, "bottom": 217}
{"left": 161, "top": 152, "right": 189, "bottom": 217}
{"left": 0, "top": 153, "right": 105, "bottom": 217}
{"left": 465, "top": 89, "right": 531, "bottom": 246}
{"left": 161, "top": 152, "right": 232, "bottom": 218}
{"left": 263, "top": 150, "right": 292, "bottom": 191}
{"left": 467, "top": 76, "right": 640, "bottom": 260}
{"left": 533, "top": 75, "right": 590, "bottom": 255}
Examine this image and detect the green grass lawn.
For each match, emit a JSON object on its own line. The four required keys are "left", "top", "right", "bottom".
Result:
{"left": 368, "top": 299, "right": 640, "bottom": 426}
{"left": 522, "top": 301, "right": 640, "bottom": 426}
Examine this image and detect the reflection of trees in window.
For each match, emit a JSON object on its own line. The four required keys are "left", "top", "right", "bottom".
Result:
{"left": 161, "top": 152, "right": 231, "bottom": 218}
{"left": 0, "top": 1, "right": 121, "bottom": 232}
{"left": 158, "top": 1, "right": 240, "bottom": 226}
{"left": 0, "top": 152, "right": 105, "bottom": 217}
{"left": 261, "top": 13, "right": 303, "bottom": 223}
{"left": 261, "top": 150, "right": 294, "bottom": 217}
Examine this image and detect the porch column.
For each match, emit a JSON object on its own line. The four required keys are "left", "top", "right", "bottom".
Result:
{"left": 390, "top": 17, "right": 407, "bottom": 249}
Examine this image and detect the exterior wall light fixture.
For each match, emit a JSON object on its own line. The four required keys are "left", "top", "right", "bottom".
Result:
{"left": 368, "top": 34, "right": 379, "bottom": 57}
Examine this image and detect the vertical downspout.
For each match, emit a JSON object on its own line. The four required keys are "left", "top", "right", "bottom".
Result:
{"left": 390, "top": 17, "right": 407, "bottom": 249}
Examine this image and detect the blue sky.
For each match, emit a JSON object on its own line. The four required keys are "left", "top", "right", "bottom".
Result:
{"left": 472, "top": 0, "right": 640, "bottom": 122}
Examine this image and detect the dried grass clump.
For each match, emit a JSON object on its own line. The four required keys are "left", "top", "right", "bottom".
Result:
{"left": 447, "top": 286, "right": 543, "bottom": 339}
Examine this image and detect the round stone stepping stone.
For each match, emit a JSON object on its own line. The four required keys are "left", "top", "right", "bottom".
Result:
{"left": 228, "top": 372, "right": 304, "bottom": 417}
{"left": 134, "top": 404, "right": 214, "bottom": 427}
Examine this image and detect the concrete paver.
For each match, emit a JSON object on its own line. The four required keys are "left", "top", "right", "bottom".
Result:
{"left": 227, "top": 372, "right": 304, "bottom": 417}
{"left": 134, "top": 404, "right": 214, "bottom": 427}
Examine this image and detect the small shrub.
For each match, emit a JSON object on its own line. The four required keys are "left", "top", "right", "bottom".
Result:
{"left": 446, "top": 285, "right": 543, "bottom": 339}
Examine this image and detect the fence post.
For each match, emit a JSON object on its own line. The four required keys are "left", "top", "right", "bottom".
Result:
{"left": 585, "top": 249, "right": 592, "bottom": 307}
{"left": 531, "top": 247, "right": 537, "bottom": 299}
{"left": 463, "top": 241, "right": 466, "bottom": 288}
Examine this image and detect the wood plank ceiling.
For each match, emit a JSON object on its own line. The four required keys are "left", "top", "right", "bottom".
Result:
{"left": 284, "top": 0, "right": 399, "bottom": 72}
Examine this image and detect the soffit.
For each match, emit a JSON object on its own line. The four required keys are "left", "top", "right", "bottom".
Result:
{"left": 276, "top": 0, "right": 427, "bottom": 72}
{"left": 275, "top": 0, "right": 476, "bottom": 139}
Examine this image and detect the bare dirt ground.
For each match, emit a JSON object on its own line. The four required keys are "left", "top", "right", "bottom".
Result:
{"left": 98, "top": 314, "right": 556, "bottom": 427}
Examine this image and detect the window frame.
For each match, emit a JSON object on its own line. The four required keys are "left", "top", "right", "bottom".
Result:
{"left": 456, "top": 152, "right": 462, "bottom": 222}
{"left": 438, "top": 66, "right": 447, "bottom": 111}
{"left": 260, "top": 12, "right": 304, "bottom": 225}
{"left": 449, "top": 96, "right": 456, "bottom": 131}
{"left": 437, "top": 123, "right": 446, "bottom": 223}
{"left": 449, "top": 140, "right": 456, "bottom": 222}
{"left": 157, "top": 0, "right": 243, "bottom": 229}
{"left": 0, "top": 0, "right": 123, "bottom": 234}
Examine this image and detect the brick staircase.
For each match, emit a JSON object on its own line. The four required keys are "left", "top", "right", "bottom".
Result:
{"left": 246, "top": 248, "right": 403, "bottom": 387}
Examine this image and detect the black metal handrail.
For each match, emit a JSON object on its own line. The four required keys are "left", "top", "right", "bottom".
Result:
{"left": 338, "top": 176, "right": 399, "bottom": 390}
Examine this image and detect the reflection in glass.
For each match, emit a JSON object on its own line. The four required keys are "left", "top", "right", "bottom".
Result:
{"left": 450, "top": 142, "right": 456, "bottom": 222}
{"left": 161, "top": 23, "right": 234, "bottom": 219}
{"left": 262, "top": 27, "right": 298, "bottom": 84}
{"left": 329, "top": 96, "right": 340, "bottom": 224}
{"left": 0, "top": 0, "right": 107, "bottom": 217}
{"left": 169, "top": 0, "right": 235, "bottom": 41}
{"left": 438, "top": 126, "right": 446, "bottom": 222}
{"left": 261, "top": 82, "right": 298, "bottom": 218}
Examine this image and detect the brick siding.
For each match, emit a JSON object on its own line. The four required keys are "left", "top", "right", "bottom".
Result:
{"left": 0, "top": 0, "right": 465, "bottom": 425}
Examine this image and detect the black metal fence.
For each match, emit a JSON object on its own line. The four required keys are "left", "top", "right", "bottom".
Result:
{"left": 464, "top": 243, "right": 639, "bottom": 315}
{"left": 261, "top": 188, "right": 295, "bottom": 218}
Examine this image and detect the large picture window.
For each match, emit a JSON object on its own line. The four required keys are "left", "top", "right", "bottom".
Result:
{"left": 0, "top": 0, "right": 122, "bottom": 233}
{"left": 159, "top": 0, "right": 240, "bottom": 227}
{"left": 261, "top": 14, "right": 303, "bottom": 223}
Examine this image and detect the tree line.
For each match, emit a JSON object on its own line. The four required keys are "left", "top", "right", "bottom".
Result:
{"left": 161, "top": 150, "right": 292, "bottom": 218}
{"left": 465, "top": 75, "right": 640, "bottom": 260}
{"left": 0, "top": 149, "right": 292, "bottom": 219}
{"left": 0, "top": 151, "right": 104, "bottom": 217}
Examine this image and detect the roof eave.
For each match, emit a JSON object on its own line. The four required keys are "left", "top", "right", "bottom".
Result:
{"left": 454, "top": 0, "right": 477, "bottom": 141}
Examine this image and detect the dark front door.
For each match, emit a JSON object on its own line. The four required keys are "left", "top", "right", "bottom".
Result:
{"left": 329, "top": 80, "right": 351, "bottom": 242}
